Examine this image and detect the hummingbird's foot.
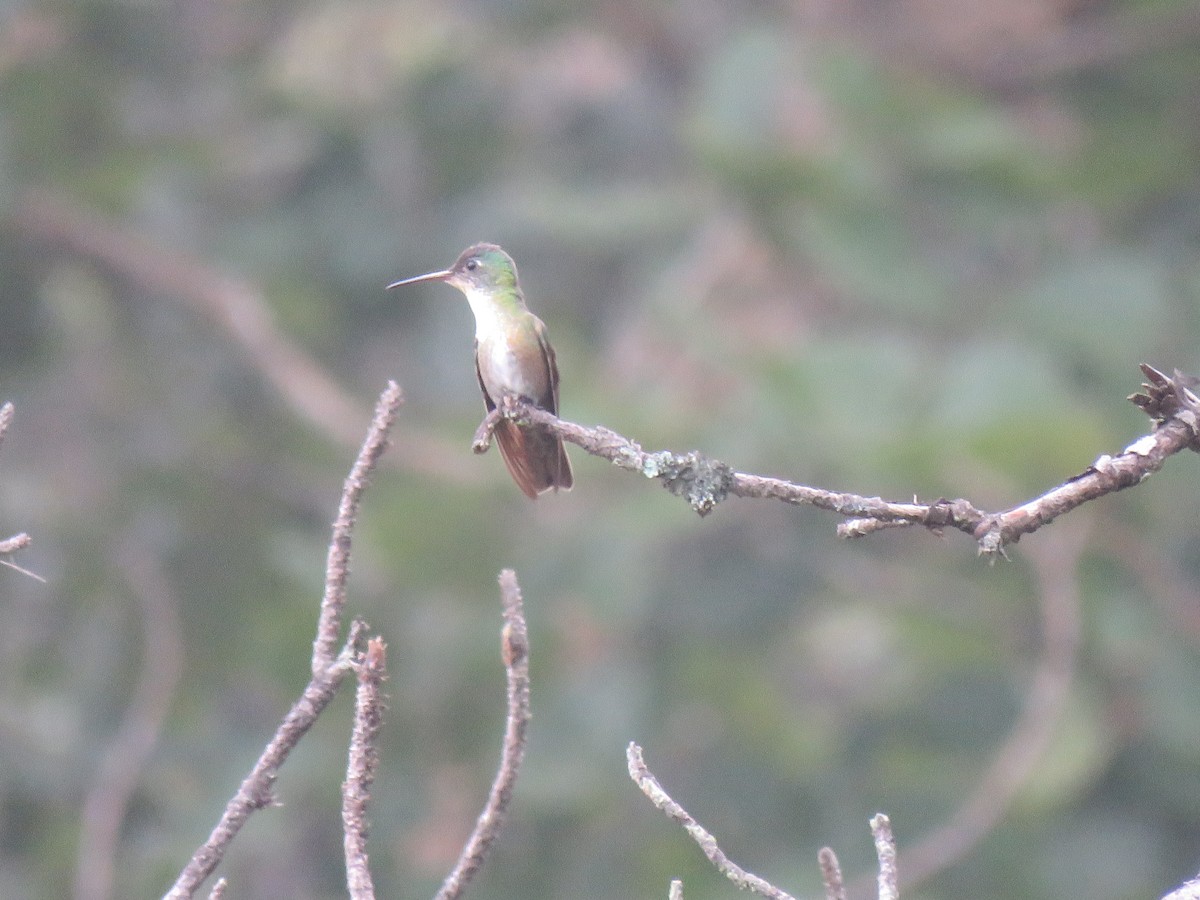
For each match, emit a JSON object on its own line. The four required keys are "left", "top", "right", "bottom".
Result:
{"left": 472, "top": 409, "right": 502, "bottom": 454}
{"left": 497, "top": 393, "right": 525, "bottom": 417}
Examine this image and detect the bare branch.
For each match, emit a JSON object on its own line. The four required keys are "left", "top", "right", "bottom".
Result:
{"left": 471, "top": 410, "right": 500, "bottom": 455}
{"left": 626, "top": 742, "right": 798, "bottom": 900}
{"left": 165, "top": 383, "right": 400, "bottom": 899}
{"left": 1165, "top": 875, "right": 1200, "bottom": 900}
{"left": 344, "top": 637, "right": 388, "bottom": 900}
{"left": 0, "top": 403, "right": 40, "bottom": 580}
{"left": 668, "top": 879, "right": 684, "bottom": 900}
{"left": 818, "top": 847, "right": 846, "bottom": 900}
{"left": 484, "top": 364, "right": 1199, "bottom": 555}
{"left": 205, "top": 879, "right": 226, "bottom": 900}
{"left": 0, "top": 553, "right": 43, "bottom": 581}
{"left": 163, "top": 622, "right": 367, "bottom": 900}
{"left": 873, "top": 518, "right": 1086, "bottom": 893}
{"left": 314, "top": 382, "right": 403, "bottom": 674}
{"left": 434, "top": 569, "right": 532, "bottom": 900}
{"left": 74, "top": 543, "right": 184, "bottom": 900}
{"left": 12, "top": 191, "right": 475, "bottom": 484}
{"left": 1128, "top": 364, "right": 1200, "bottom": 448}
{"left": 628, "top": 747, "right": 907, "bottom": 900}
{"left": 870, "top": 814, "right": 899, "bottom": 900}
{"left": 0, "top": 401, "right": 13, "bottom": 449}
{"left": 1100, "top": 518, "right": 1200, "bottom": 643}
{"left": 0, "top": 532, "right": 31, "bottom": 554}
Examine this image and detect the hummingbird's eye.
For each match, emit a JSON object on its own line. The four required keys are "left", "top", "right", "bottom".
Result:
{"left": 465, "top": 259, "right": 478, "bottom": 271}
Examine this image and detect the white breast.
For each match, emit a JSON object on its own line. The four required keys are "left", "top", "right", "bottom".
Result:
{"left": 465, "top": 287, "right": 539, "bottom": 398}
{"left": 463, "top": 285, "right": 505, "bottom": 341}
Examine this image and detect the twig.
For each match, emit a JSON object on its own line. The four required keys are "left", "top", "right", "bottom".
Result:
{"left": 434, "top": 569, "right": 532, "bottom": 900}
{"left": 74, "top": 542, "right": 184, "bottom": 900}
{"left": 0, "top": 403, "right": 40, "bottom": 580}
{"left": 870, "top": 814, "right": 899, "bottom": 900}
{"left": 818, "top": 847, "right": 846, "bottom": 900}
{"left": 0, "top": 553, "right": 43, "bottom": 581}
{"left": 626, "top": 742, "right": 798, "bottom": 900}
{"left": 869, "top": 516, "right": 1086, "bottom": 893}
{"left": 668, "top": 879, "right": 684, "bottom": 900}
{"left": 482, "top": 364, "right": 1199, "bottom": 555}
{"left": 344, "top": 637, "right": 388, "bottom": 900}
{"left": 471, "top": 411, "right": 500, "bottom": 455}
{"left": 629, "top": 755, "right": 899, "bottom": 900}
{"left": 164, "top": 382, "right": 400, "bottom": 899}
{"left": 313, "top": 381, "right": 403, "bottom": 674}
{"left": 0, "top": 532, "right": 30, "bottom": 554}
{"left": 0, "top": 533, "right": 41, "bottom": 582}
{"left": 1100, "top": 519, "right": 1200, "bottom": 642}
{"left": 1164, "top": 875, "right": 1200, "bottom": 900}
{"left": 12, "top": 191, "right": 475, "bottom": 484}
{"left": 0, "top": 401, "right": 13, "bottom": 449}
{"left": 205, "top": 880, "right": 226, "bottom": 900}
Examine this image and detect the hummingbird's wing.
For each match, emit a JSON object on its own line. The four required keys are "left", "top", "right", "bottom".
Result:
{"left": 473, "top": 324, "right": 573, "bottom": 497}
{"left": 532, "top": 317, "right": 573, "bottom": 490}
{"left": 474, "top": 341, "right": 549, "bottom": 498}
{"left": 533, "top": 315, "right": 561, "bottom": 415}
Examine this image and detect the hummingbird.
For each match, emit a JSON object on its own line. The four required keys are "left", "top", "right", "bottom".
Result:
{"left": 387, "top": 243, "right": 573, "bottom": 498}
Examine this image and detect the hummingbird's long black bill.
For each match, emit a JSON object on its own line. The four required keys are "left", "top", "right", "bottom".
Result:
{"left": 386, "top": 269, "right": 452, "bottom": 290}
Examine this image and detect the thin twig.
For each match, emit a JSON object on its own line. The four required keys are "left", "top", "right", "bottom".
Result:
{"left": 205, "top": 879, "right": 227, "bottom": 900}
{"left": 344, "top": 637, "right": 388, "bottom": 900}
{"left": 870, "top": 814, "right": 899, "bottom": 900}
{"left": 626, "top": 742, "right": 798, "bottom": 900}
{"left": 313, "top": 381, "right": 403, "bottom": 674}
{"left": 0, "top": 554, "right": 44, "bottom": 581}
{"left": 74, "top": 542, "right": 184, "bottom": 900}
{"left": 0, "top": 534, "right": 41, "bottom": 581}
{"left": 668, "top": 879, "right": 684, "bottom": 900}
{"left": 0, "top": 401, "right": 13, "bottom": 448}
{"left": 483, "top": 364, "right": 1199, "bottom": 555}
{"left": 434, "top": 569, "right": 532, "bottom": 900}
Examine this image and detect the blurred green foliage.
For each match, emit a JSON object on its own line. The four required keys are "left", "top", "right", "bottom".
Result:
{"left": 2, "top": 0, "right": 1200, "bottom": 898}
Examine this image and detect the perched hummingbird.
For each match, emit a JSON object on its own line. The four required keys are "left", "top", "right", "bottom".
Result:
{"left": 387, "top": 243, "right": 573, "bottom": 498}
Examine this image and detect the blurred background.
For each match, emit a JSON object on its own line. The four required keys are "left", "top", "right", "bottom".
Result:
{"left": 2, "top": 0, "right": 1200, "bottom": 897}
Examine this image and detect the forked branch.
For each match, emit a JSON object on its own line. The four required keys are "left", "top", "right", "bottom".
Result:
{"left": 163, "top": 383, "right": 403, "bottom": 899}
{"left": 626, "top": 742, "right": 797, "bottom": 900}
{"left": 628, "top": 742, "right": 900, "bottom": 900}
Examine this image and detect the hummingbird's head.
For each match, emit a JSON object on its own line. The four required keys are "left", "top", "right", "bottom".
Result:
{"left": 447, "top": 243, "right": 519, "bottom": 294}
{"left": 386, "top": 242, "right": 519, "bottom": 296}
